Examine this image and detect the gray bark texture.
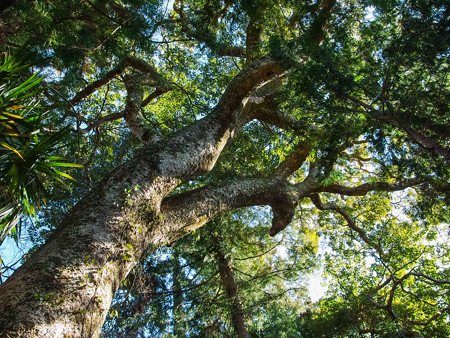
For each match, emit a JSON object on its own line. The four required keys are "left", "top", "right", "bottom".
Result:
{"left": 0, "top": 56, "right": 287, "bottom": 336}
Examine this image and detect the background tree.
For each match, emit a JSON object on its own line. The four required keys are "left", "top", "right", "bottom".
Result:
{"left": 0, "top": 0, "right": 448, "bottom": 336}
{"left": 102, "top": 210, "right": 318, "bottom": 337}
{"left": 299, "top": 191, "right": 449, "bottom": 337}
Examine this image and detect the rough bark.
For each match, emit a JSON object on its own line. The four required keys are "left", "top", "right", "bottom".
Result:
{"left": 0, "top": 56, "right": 285, "bottom": 336}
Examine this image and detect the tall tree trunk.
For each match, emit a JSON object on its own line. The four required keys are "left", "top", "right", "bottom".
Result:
{"left": 0, "top": 56, "right": 285, "bottom": 336}
{"left": 215, "top": 247, "right": 250, "bottom": 338}
{"left": 172, "top": 250, "right": 185, "bottom": 336}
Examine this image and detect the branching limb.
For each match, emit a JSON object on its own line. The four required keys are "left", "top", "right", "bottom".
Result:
{"left": 172, "top": 0, "right": 246, "bottom": 58}
{"left": 80, "top": 112, "right": 125, "bottom": 134}
{"left": 367, "top": 270, "right": 450, "bottom": 327}
{"left": 70, "top": 64, "right": 125, "bottom": 106}
{"left": 408, "top": 307, "right": 450, "bottom": 326}
{"left": 399, "top": 282, "right": 439, "bottom": 307}
{"left": 70, "top": 56, "right": 172, "bottom": 142}
{"left": 347, "top": 95, "right": 450, "bottom": 160}
{"left": 241, "top": 76, "right": 314, "bottom": 136}
{"left": 321, "top": 179, "right": 423, "bottom": 196}
{"left": 161, "top": 151, "right": 432, "bottom": 242}
{"left": 160, "top": 175, "right": 312, "bottom": 239}
{"left": 241, "top": 74, "right": 315, "bottom": 136}
{"left": 70, "top": 56, "right": 172, "bottom": 106}
{"left": 216, "top": 55, "right": 287, "bottom": 118}
{"left": 123, "top": 72, "right": 161, "bottom": 144}
{"left": 309, "top": 193, "right": 384, "bottom": 256}
{"left": 367, "top": 273, "right": 403, "bottom": 322}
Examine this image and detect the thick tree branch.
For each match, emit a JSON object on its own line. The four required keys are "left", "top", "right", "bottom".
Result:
{"left": 307, "top": 0, "right": 337, "bottom": 46}
{"left": 161, "top": 158, "right": 432, "bottom": 241}
{"left": 272, "top": 143, "right": 311, "bottom": 179}
{"left": 160, "top": 177, "right": 308, "bottom": 238}
{"left": 70, "top": 56, "right": 172, "bottom": 141}
{"left": 0, "top": 54, "right": 291, "bottom": 335}
{"left": 217, "top": 55, "right": 287, "bottom": 117}
{"left": 160, "top": 160, "right": 322, "bottom": 238}
{"left": 123, "top": 72, "right": 161, "bottom": 144}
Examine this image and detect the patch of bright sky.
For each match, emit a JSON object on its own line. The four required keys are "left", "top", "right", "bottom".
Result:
{"left": 0, "top": 229, "right": 34, "bottom": 282}
{"left": 274, "top": 234, "right": 328, "bottom": 303}
{"left": 365, "top": 6, "right": 377, "bottom": 22}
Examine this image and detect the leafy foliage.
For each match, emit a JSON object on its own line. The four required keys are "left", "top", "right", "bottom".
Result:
{"left": 0, "top": 0, "right": 449, "bottom": 335}
{"left": 103, "top": 211, "right": 318, "bottom": 336}
{"left": 0, "top": 53, "right": 82, "bottom": 244}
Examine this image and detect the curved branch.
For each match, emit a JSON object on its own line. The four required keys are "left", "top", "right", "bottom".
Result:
{"left": 123, "top": 72, "right": 160, "bottom": 144}
{"left": 347, "top": 95, "right": 450, "bottom": 160}
{"left": 411, "top": 272, "right": 450, "bottom": 285}
{"left": 160, "top": 176, "right": 309, "bottom": 239}
{"left": 408, "top": 307, "right": 450, "bottom": 326}
{"left": 217, "top": 55, "right": 287, "bottom": 116}
{"left": 321, "top": 179, "right": 423, "bottom": 196}
{"left": 309, "top": 193, "right": 384, "bottom": 256}
{"left": 253, "top": 105, "right": 311, "bottom": 135}
{"left": 80, "top": 112, "right": 124, "bottom": 134}
{"left": 70, "top": 64, "right": 125, "bottom": 106}
{"left": 70, "top": 56, "right": 172, "bottom": 106}
{"left": 161, "top": 155, "right": 433, "bottom": 242}
{"left": 71, "top": 56, "right": 173, "bottom": 142}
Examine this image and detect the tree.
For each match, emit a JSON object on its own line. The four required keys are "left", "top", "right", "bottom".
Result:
{"left": 0, "top": 0, "right": 448, "bottom": 336}
{"left": 102, "top": 211, "right": 317, "bottom": 336}
{"left": 298, "top": 192, "right": 449, "bottom": 337}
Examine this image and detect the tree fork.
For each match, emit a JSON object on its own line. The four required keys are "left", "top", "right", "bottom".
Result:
{"left": 0, "top": 56, "right": 285, "bottom": 336}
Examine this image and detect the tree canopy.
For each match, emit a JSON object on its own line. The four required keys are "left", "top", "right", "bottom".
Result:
{"left": 0, "top": 0, "right": 448, "bottom": 336}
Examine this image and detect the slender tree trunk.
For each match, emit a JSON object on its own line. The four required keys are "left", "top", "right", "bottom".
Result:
{"left": 216, "top": 247, "right": 250, "bottom": 338}
{"left": 172, "top": 251, "right": 185, "bottom": 336}
{"left": 0, "top": 56, "right": 285, "bottom": 336}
